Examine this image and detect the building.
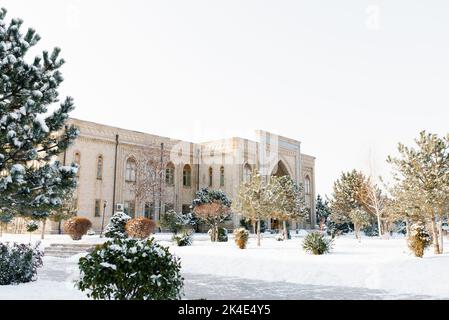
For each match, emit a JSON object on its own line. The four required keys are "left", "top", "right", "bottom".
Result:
{"left": 51, "top": 118, "right": 316, "bottom": 233}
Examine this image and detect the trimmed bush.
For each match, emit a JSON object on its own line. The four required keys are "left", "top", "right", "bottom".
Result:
{"left": 105, "top": 211, "right": 131, "bottom": 239}
{"left": 77, "top": 237, "right": 183, "bottom": 300}
{"left": 302, "top": 232, "right": 333, "bottom": 255}
{"left": 125, "top": 217, "right": 156, "bottom": 239}
{"left": 0, "top": 242, "right": 43, "bottom": 285}
{"left": 233, "top": 228, "right": 249, "bottom": 249}
{"left": 208, "top": 227, "right": 228, "bottom": 242}
{"left": 64, "top": 217, "right": 92, "bottom": 240}
{"left": 172, "top": 230, "right": 193, "bottom": 246}
{"left": 408, "top": 223, "right": 431, "bottom": 258}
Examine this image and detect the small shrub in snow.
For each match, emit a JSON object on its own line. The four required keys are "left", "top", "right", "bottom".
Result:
{"left": 302, "top": 232, "right": 333, "bottom": 255}
{"left": 104, "top": 211, "right": 131, "bottom": 239}
{"left": 0, "top": 242, "right": 43, "bottom": 285}
{"left": 125, "top": 217, "right": 156, "bottom": 239}
{"left": 160, "top": 210, "right": 195, "bottom": 234}
{"left": 77, "top": 237, "right": 183, "bottom": 300}
{"left": 64, "top": 217, "right": 92, "bottom": 240}
{"left": 208, "top": 227, "right": 228, "bottom": 242}
{"left": 233, "top": 228, "right": 249, "bottom": 249}
{"left": 275, "top": 234, "right": 284, "bottom": 241}
{"left": 172, "top": 230, "right": 193, "bottom": 246}
{"left": 408, "top": 223, "right": 431, "bottom": 258}
{"left": 26, "top": 220, "right": 39, "bottom": 233}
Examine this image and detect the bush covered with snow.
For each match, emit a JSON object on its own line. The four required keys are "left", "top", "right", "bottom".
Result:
{"left": 0, "top": 242, "right": 43, "bottom": 285}
{"left": 302, "top": 232, "right": 334, "bottom": 255}
{"left": 172, "top": 230, "right": 193, "bottom": 246}
{"left": 26, "top": 220, "right": 39, "bottom": 233}
{"left": 64, "top": 217, "right": 92, "bottom": 240}
{"left": 77, "top": 237, "right": 183, "bottom": 300}
{"left": 125, "top": 217, "right": 156, "bottom": 239}
{"left": 407, "top": 223, "right": 431, "bottom": 258}
{"left": 159, "top": 210, "right": 195, "bottom": 234}
{"left": 233, "top": 228, "right": 249, "bottom": 249}
{"left": 105, "top": 211, "right": 131, "bottom": 239}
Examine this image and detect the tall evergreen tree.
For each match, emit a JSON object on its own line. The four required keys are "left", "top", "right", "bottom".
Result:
{"left": 0, "top": 8, "right": 78, "bottom": 221}
{"left": 316, "top": 194, "right": 331, "bottom": 231}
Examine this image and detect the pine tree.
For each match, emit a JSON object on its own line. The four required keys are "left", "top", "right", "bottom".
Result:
{"left": 387, "top": 131, "right": 449, "bottom": 254}
{"left": 269, "top": 175, "right": 308, "bottom": 239}
{"left": 316, "top": 194, "right": 331, "bottom": 231}
{"left": 104, "top": 211, "right": 131, "bottom": 239}
{"left": 329, "top": 170, "right": 373, "bottom": 241}
{"left": 0, "top": 8, "right": 78, "bottom": 222}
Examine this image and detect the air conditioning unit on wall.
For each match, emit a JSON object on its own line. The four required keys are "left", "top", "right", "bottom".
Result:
{"left": 116, "top": 203, "right": 124, "bottom": 212}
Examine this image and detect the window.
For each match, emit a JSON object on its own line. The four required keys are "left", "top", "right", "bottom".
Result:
{"left": 183, "top": 164, "right": 191, "bottom": 187}
{"left": 208, "top": 167, "right": 213, "bottom": 187}
{"left": 94, "top": 199, "right": 101, "bottom": 217}
{"left": 144, "top": 202, "right": 154, "bottom": 219}
{"left": 243, "top": 163, "right": 252, "bottom": 183}
{"left": 165, "top": 162, "right": 175, "bottom": 186}
{"left": 165, "top": 203, "right": 174, "bottom": 213}
{"left": 96, "top": 155, "right": 103, "bottom": 180}
{"left": 305, "top": 176, "right": 311, "bottom": 194}
{"left": 124, "top": 201, "right": 136, "bottom": 218}
{"left": 182, "top": 204, "right": 191, "bottom": 214}
{"left": 125, "top": 158, "right": 136, "bottom": 182}
{"left": 220, "top": 166, "right": 225, "bottom": 187}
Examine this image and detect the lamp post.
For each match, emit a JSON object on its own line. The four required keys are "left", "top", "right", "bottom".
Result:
{"left": 100, "top": 200, "right": 108, "bottom": 238}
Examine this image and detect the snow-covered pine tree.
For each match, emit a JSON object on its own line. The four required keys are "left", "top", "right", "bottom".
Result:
{"left": 104, "top": 211, "right": 131, "bottom": 239}
{"left": 316, "top": 194, "right": 331, "bottom": 231}
{"left": 0, "top": 8, "right": 78, "bottom": 222}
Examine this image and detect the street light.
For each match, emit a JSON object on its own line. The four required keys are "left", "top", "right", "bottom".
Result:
{"left": 100, "top": 200, "right": 108, "bottom": 238}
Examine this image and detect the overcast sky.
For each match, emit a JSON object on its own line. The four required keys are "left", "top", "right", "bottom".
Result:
{"left": 2, "top": 0, "right": 449, "bottom": 196}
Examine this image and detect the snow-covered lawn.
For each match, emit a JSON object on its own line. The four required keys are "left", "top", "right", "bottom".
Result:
{"left": 0, "top": 233, "right": 448, "bottom": 299}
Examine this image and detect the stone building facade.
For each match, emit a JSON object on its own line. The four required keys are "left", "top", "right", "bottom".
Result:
{"left": 50, "top": 118, "right": 316, "bottom": 233}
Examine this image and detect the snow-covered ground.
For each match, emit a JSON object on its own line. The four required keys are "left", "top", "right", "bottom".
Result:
{"left": 0, "top": 232, "right": 448, "bottom": 299}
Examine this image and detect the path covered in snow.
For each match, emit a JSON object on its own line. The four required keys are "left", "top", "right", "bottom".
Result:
{"left": 0, "top": 233, "right": 448, "bottom": 299}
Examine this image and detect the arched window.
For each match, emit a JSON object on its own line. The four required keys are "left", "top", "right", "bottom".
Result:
{"left": 220, "top": 166, "right": 225, "bottom": 187}
{"left": 208, "top": 167, "right": 213, "bottom": 187}
{"left": 165, "top": 162, "right": 175, "bottom": 186}
{"left": 74, "top": 152, "right": 81, "bottom": 176}
{"left": 125, "top": 158, "right": 136, "bottom": 182}
{"left": 243, "top": 163, "right": 252, "bottom": 183}
{"left": 305, "top": 175, "right": 311, "bottom": 194}
{"left": 183, "top": 164, "right": 191, "bottom": 187}
{"left": 96, "top": 155, "right": 103, "bottom": 180}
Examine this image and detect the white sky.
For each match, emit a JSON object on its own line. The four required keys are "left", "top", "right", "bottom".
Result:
{"left": 2, "top": 0, "right": 449, "bottom": 196}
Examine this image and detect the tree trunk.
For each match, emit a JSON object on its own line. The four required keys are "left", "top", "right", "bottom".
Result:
{"left": 257, "top": 219, "right": 261, "bottom": 246}
{"left": 283, "top": 220, "right": 288, "bottom": 239}
{"left": 0, "top": 223, "right": 2, "bottom": 237}
{"left": 252, "top": 221, "right": 256, "bottom": 234}
{"left": 41, "top": 219, "right": 46, "bottom": 240}
{"left": 438, "top": 219, "right": 443, "bottom": 254}
{"left": 376, "top": 211, "right": 382, "bottom": 238}
{"left": 58, "top": 220, "right": 62, "bottom": 234}
{"left": 430, "top": 214, "right": 441, "bottom": 254}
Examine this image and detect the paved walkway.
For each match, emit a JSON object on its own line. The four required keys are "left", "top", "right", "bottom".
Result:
{"left": 182, "top": 273, "right": 439, "bottom": 300}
